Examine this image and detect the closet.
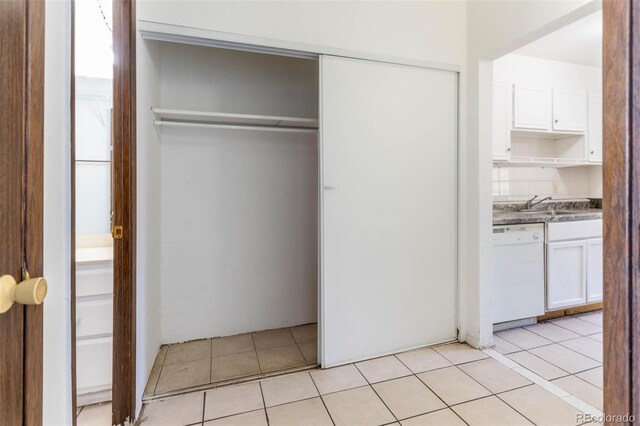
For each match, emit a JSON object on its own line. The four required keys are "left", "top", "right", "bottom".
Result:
{"left": 138, "top": 25, "right": 459, "bottom": 397}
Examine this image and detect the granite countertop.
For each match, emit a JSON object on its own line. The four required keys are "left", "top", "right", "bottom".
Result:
{"left": 493, "top": 200, "right": 603, "bottom": 225}
{"left": 493, "top": 209, "right": 603, "bottom": 225}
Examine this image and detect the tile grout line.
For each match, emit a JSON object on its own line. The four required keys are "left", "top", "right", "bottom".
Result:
{"left": 545, "top": 319, "right": 602, "bottom": 337}
{"left": 392, "top": 354, "right": 471, "bottom": 426}
{"left": 250, "top": 333, "right": 264, "bottom": 374}
{"left": 351, "top": 362, "right": 400, "bottom": 423}
{"left": 308, "top": 371, "right": 337, "bottom": 426}
{"left": 201, "top": 392, "right": 206, "bottom": 425}
{"left": 515, "top": 342, "right": 602, "bottom": 375}
{"left": 496, "top": 334, "right": 603, "bottom": 367}
{"left": 505, "top": 347, "right": 574, "bottom": 378}
{"left": 258, "top": 381, "right": 270, "bottom": 426}
{"left": 483, "top": 347, "right": 603, "bottom": 417}
{"left": 492, "top": 386, "right": 544, "bottom": 425}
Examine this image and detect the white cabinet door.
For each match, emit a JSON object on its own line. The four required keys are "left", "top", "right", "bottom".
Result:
{"left": 587, "top": 238, "right": 603, "bottom": 303}
{"left": 513, "top": 85, "right": 550, "bottom": 131}
{"left": 320, "top": 55, "right": 457, "bottom": 367}
{"left": 587, "top": 93, "right": 603, "bottom": 163}
{"left": 493, "top": 81, "right": 511, "bottom": 161}
{"left": 552, "top": 88, "right": 587, "bottom": 132}
{"left": 547, "top": 240, "right": 587, "bottom": 310}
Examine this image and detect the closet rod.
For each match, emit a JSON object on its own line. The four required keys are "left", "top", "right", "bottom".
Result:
{"left": 154, "top": 120, "right": 318, "bottom": 134}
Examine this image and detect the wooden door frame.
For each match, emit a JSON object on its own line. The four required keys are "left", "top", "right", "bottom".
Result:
{"left": 111, "top": 0, "right": 136, "bottom": 423}
{"left": 603, "top": 0, "right": 640, "bottom": 423}
{"left": 24, "top": 1, "right": 45, "bottom": 424}
{"left": 70, "top": 0, "right": 136, "bottom": 424}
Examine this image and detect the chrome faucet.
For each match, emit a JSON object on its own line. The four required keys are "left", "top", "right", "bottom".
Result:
{"left": 523, "top": 195, "right": 552, "bottom": 210}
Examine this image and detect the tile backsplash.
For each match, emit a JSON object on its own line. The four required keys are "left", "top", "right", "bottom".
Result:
{"left": 492, "top": 165, "right": 603, "bottom": 201}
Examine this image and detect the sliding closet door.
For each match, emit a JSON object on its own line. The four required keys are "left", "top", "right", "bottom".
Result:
{"left": 320, "top": 55, "right": 457, "bottom": 366}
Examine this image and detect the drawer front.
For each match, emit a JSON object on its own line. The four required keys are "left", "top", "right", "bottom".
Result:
{"left": 77, "top": 337, "right": 112, "bottom": 393}
{"left": 76, "top": 262, "right": 113, "bottom": 297}
{"left": 547, "top": 219, "right": 602, "bottom": 242}
{"left": 76, "top": 297, "right": 112, "bottom": 338}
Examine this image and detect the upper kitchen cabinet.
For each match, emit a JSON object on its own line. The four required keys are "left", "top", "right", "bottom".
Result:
{"left": 492, "top": 81, "right": 511, "bottom": 161}
{"left": 512, "top": 85, "right": 550, "bottom": 131}
{"left": 552, "top": 88, "right": 587, "bottom": 132}
{"left": 587, "top": 92, "right": 603, "bottom": 163}
{"left": 492, "top": 54, "right": 602, "bottom": 167}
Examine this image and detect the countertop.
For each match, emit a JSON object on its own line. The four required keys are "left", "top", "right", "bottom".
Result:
{"left": 493, "top": 208, "right": 603, "bottom": 226}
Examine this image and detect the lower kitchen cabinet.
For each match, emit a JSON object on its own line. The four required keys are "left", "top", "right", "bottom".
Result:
{"left": 76, "top": 249, "right": 113, "bottom": 406}
{"left": 547, "top": 240, "right": 587, "bottom": 310}
{"left": 587, "top": 238, "right": 603, "bottom": 303}
{"left": 546, "top": 219, "right": 603, "bottom": 311}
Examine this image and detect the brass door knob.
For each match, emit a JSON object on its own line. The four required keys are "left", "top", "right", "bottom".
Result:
{"left": 0, "top": 274, "right": 47, "bottom": 314}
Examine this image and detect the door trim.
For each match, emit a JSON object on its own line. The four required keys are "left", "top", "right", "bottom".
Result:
{"left": 603, "top": 0, "right": 640, "bottom": 421}
{"left": 24, "top": 0, "right": 46, "bottom": 423}
{"left": 111, "top": 0, "right": 137, "bottom": 423}
{"left": 70, "top": 0, "right": 77, "bottom": 423}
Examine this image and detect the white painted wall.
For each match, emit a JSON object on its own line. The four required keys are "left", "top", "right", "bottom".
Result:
{"left": 464, "top": 0, "right": 600, "bottom": 349}
{"left": 158, "top": 45, "right": 318, "bottom": 343}
{"left": 494, "top": 54, "right": 601, "bottom": 94}
{"left": 137, "top": 0, "right": 467, "bottom": 66}
{"left": 43, "top": 1, "right": 73, "bottom": 424}
{"left": 588, "top": 165, "right": 603, "bottom": 198}
{"left": 136, "top": 35, "right": 162, "bottom": 416}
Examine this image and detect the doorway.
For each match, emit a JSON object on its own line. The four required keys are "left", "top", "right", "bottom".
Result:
{"left": 487, "top": 7, "right": 605, "bottom": 415}
{"left": 141, "top": 43, "right": 321, "bottom": 399}
{"left": 71, "top": 0, "right": 136, "bottom": 424}
{"left": 72, "top": 0, "right": 115, "bottom": 420}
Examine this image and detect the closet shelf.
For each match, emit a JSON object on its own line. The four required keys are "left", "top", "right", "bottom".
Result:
{"left": 152, "top": 108, "right": 318, "bottom": 133}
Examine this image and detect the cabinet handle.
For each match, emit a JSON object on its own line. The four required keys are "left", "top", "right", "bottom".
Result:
{"left": 554, "top": 119, "right": 559, "bottom": 123}
{"left": 507, "top": 147, "right": 511, "bottom": 152}
{"left": 591, "top": 150, "right": 595, "bottom": 154}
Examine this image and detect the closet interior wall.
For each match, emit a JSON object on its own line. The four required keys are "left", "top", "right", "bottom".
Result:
{"left": 156, "top": 43, "right": 319, "bottom": 344}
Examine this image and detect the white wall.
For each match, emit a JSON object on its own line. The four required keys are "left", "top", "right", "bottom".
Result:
{"left": 494, "top": 53, "right": 602, "bottom": 91}
{"left": 137, "top": 1, "right": 466, "bottom": 66}
{"left": 589, "top": 165, "right": 603, "bottom": 198}
{"left": 464, "top": 0, "right": 600, "bottom": 349}
{"left": 493, "top": 166, "right": 593, "bottom": 201}
{"left": 136, "top": 35, "right": 162, "bottom": 416}
{"left": 43, "top": 1, "right": 73, "bottom": 424}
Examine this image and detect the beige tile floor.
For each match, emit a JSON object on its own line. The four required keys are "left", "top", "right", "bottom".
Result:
{"left": 145, "top": 324, "right": 318, "bottom": 397}
{"left": 82, "top": 312, "right": 603, "bottom": 425}
{"left": 494, "top": 310, "right": 604, "bottom": 413}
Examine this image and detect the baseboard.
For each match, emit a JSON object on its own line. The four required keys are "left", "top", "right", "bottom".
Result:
{"left": 537, "top": 302, "right": 602, "bottom": 321}
{"left": 77, "top": 388, "right": 111, "bottom": 407}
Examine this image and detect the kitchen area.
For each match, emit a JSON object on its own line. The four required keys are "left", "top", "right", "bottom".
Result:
{"left": 488, "top": 10, "right": 604, "bottom": 411}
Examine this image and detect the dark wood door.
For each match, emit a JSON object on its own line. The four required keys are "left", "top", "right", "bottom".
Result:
{"left": 0, "top": 0, "right": 45, "bottom": 424}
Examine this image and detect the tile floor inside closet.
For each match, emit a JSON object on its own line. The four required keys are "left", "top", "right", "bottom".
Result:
{"left": 77, "top": 311, "right": 603, "bottom": 426}
{"left": 145, "top": 323, "right": 318, "bottom": 397}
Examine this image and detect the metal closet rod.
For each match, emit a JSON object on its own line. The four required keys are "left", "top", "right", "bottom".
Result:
{"left": 153, "top": 120, "right": 318, "bottom": 134}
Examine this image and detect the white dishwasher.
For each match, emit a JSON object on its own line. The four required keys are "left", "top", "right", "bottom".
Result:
{"left": 492, "top": 223, "right": 545, "bottom": 324}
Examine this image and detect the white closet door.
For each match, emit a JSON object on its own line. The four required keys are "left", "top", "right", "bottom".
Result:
{"left": 320, "top": 55, "right": 458, "bottom": 367}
